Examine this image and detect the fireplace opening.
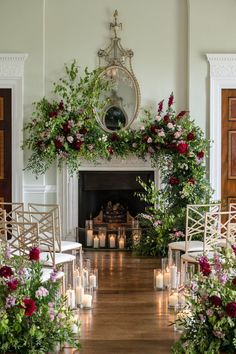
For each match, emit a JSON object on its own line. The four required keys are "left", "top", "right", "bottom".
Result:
{"left": 78, "top": 171, "right": 154, "bottom": 248}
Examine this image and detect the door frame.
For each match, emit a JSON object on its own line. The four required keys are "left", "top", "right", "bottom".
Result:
{"left": 207, "top": 54, "right": 236, "bottom": 200}
{"left": 0, "top": 54, "right": 28, "bottom": 202}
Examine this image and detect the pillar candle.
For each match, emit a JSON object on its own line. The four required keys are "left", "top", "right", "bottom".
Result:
{"left": 66, "top": 288, "right": 76, "bottom": 309}
{"left": 89, "top": 274, "right": 97, "bottom": 288}
{"left": 82, "top": 294, "right": 92, "bottom": 308}
{"left": 86, "top": 230, "right": 93, "bottom": 246}
{"left": 93, "top": 235, "right": 99, "bottom": 249}
{"left": 118, "top": 237, "right": 125, "bottom": 249}
{"left": 169, "top": 291, "right": 179, "bottom": 307}
{"left": 109, "top": 235, "right": 116, "bottom": 248}
{"left": 170, "top": 265, "right": 177, "bottom": 289}
{"left": 155, "top": 272, "right": 164, "bottom": 289}
{"left": 99, "top": 233, "right": 106, "bottom": 247}
{"left": 76, "top": 285, "right": 84, "bottom": 306}
{"left": 163, "top": 267, "right": 170, "bottom": 287}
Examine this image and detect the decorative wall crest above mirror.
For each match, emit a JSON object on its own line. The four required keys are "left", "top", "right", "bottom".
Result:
{"left": 96, "top": 10, "right": 140, "bottom": 132}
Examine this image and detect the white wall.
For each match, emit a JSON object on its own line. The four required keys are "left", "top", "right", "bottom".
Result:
{"left": 1, "top": 0, "right": 236, "bottom": 203}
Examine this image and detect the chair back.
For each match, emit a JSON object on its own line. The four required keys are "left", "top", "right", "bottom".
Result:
{"left": 0, "top": 220, "right": 39, "bottom": 257}
{"left": 28, "top": 203, "right": 62, "bottom": 252}
{"left": 185, "top": 203, "right": 221, "bottom": 253}
{"left": 203, "top": 210, "right": 236, "bottom": 252}
{"left": 0, "top": 202, "right": 24, "bottom": 221}
{"left": 16, "top": 211, "right": 56, "bottom": 265}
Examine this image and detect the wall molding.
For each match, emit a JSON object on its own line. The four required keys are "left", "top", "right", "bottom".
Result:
{"left": 207, "top": 53, "right": 236, "bottom": 200}
{"left": 24, "top": 185, "right": 57, "bottom": 194}
{"left": 0, "top": 53, "right": 28, "bottom": 202}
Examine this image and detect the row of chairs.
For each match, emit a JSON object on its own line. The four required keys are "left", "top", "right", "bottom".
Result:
{"left": 0, "top": 202, "right": 83, "bottom": 287}
{"left": 168, "top": 202, "right": 236, "bottom": 283}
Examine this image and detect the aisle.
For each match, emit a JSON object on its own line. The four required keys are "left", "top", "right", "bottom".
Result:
{"left": 67, "top": 251, "right": 178, "bottom": 354}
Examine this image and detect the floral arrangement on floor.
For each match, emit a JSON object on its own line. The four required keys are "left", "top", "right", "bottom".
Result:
{"left": 0, "top": 245, "right": 80, "bottom": 354}
{"left": 172, "top": 246, "right": 236, "bottom": 354}
{"left": 23, "top": 60, "right": 212, "bottom": 254}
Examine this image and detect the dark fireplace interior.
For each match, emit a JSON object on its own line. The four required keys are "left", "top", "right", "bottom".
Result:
{"left": 78, "top": 170, "right": 154, "bottom": 246}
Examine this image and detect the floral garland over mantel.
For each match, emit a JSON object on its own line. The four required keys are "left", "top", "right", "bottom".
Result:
{"left": 23, "top": 61, "right": 212, "bottom": 254}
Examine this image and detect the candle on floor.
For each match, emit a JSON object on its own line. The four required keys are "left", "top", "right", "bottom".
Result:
{"left": 93, "top": 235, "right": 99, "bottom": 249}
{"left": 118, "top": 237, "right": 125, "bottom": 249}
{"left": 89, "top": 274, "right": 97, "bottom": 289}
{"left": 99, "top": 232, "right": 106, "bottom": 247}
{"left": 163, "top": 267, "right": 170, "bottom": 288}
{"left": 66, "top": 285, "right": 76, "bottom": 309}
{"left": 170, "top": 265, "right": 177, "bottom": 289}
{"left": 155, "top": 272, "right": 164, "bottom": 290}
{"left": 76, "top": 285, "right": 84, "bottom": 306}
{"left": 82, "top": 294, "right": 93, "bottom": 308}
{"left": 168, "top": 291, "right": 179, "bottom": 308}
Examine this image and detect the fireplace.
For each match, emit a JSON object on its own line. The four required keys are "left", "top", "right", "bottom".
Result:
{"left": 78, "top": 170, "right": 154, "bottom": 247}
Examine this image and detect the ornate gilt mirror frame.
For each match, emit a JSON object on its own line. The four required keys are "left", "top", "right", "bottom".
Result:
{"left": 97, "top": 10, "right": 141, "bottom": 132}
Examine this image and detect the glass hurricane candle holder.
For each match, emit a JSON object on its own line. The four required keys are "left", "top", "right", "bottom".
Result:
{"left": 154, "top": 269, "right": 164, "bottom": 291}
{"left": 98, "top": 227, "right": 107, "bottom": 248}
{"left": 66, "top": 284, "right": 76, "bottom": 309}
{"left": 75, "top": 274, "right": 84, "bottom": 308}
{"left": 82, "top": 286, "right": 93, "bottom": 309}
{"left": 89, "top": 268, "right": 98, "bottom": 290}
{"left": 168, "top": 288, "right": 179, "bottom": 309}
{"left": 93, "top": 234, "right": 100, "bottom": 249}
{"left": 118, "top": 227, "right": 126, "bottom": 249}
{"left": 132, "top": 228, "right": 141, "bottom": 246}
{"left": 85, "top": 219, "right": 93, "bottom": 247}
{"left": 109, "top": 233, "right": 116, "bottom": 248}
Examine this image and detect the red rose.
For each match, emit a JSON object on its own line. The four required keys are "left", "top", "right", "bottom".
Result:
{"left": 62, "top": 122, "right": 71, "bottom": 133}
{"left": 73, "top": 140, "right": 83, "bottom": 150}
{"left": 23, "top": 298, "right": 37, "bottom": 316}
{"left": 143, "top": 135, "right": 149, "bottom": 142}
{"left": 108, "top": 147, "right": 114, "bottom": 155}
{"left": 29, "top": 247, "right": 40, "bottom": 261}
{"left": 197, "top": 151, "right": 204, "bottom": 159}
{"left": 199, "top": 256, "right": 211, "bottom": 276}
{"left": 0, "top": 266, "right": 13, "bottom": 278}
{"left": 7, "top": 279, "right": 19, "bottom": 291}
{"left": 226, "top": 302, "right": 236, "bottom": 318}
{"left": 54, "top": 138, "right": 64, "bottom": 149}
{"left": 188, "top": 178, "right": 195, "bottom": 185}
{"left": 176, "top": 110, "right": 187, "bottom": 119}
{"left": 157, "top": 99, "right": 164, "bottom": 114}
{"left": 209, "top": 295, "right": 222, "bottom": 307}
{"left": 187, "top": 132, "right": 195, "bottom": 141}
{"left": 150, "top": 125, "right": 158, "bottom": 134}
{"left": 169, "top": 176, "right": 180, "bottom": 186}
{"left": 163, "top": 115, "right": 170, "bottom": 124}
{"left": 79, "top": 127, "right": 88, "bottom": 135}
{"left": 168, "top": 92, "right": 174, "bottom": 107}
{"left": 49, "top": 111, "right": 58, "bottom": 118}
{"left": 177, "top": 142, "right": 188, "bottom": 154}
{"left": 111, "top": 133, "right": 119, "bottom": 141}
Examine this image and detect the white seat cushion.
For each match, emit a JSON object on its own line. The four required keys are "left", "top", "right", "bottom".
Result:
{"left": 41, "top": 268, "right": 64, "bottom": 282}
{"left": 60, "top": 241, "right": 82, "bottom": 252}
{"left": 40, "top": 252, "right": 76, "bottom": 266}
{"left": 181, "top": 251, "right": 215, "bottom": 263}
{"left": 168, "top": 240, "right": 204, "bottom": 252}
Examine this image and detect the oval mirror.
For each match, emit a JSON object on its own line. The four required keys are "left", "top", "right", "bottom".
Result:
{"left": 97, "top": 65, "right": 140, "bottom": 132}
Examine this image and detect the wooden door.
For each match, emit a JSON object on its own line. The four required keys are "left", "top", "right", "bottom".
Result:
{"left": 0, "top": 89, "right": 12, "bottom": 203}
{"left": 222, "top": 89, "right": 236, "bottom": 207}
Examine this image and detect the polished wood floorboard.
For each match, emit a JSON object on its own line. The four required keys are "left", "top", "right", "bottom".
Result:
{"left": 62, "top": 251, "right": 179, "bottom": 354}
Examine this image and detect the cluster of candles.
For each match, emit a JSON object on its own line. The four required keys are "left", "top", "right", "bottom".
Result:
{"left": 153, "top": 254, "right": 185, "bottom": 309}
{"left": 66, "top": 258, "right": 98, "bottom": 310}
{"left": 86, "top": 225, "right": 126, "bottom": 249}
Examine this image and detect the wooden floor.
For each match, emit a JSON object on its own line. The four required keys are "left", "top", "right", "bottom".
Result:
{"left": 62, "top": 251, "right": 179, "bottom": 354}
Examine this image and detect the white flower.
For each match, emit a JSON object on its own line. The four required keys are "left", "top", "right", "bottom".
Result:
{"left": 174, "top": 131, "right": 182, "bottom": 139}
{"left": 132, "top": 142, "right": 138, "bottom": 148}
{"left": 102, "top": 134, "right": 107, "bottom": 142}
{"left": 155, "top": 115, "right": 162, "bottom": 122}
{"left": 147, "top": 137, "right": 152, "bottom": 144}
{"left": 167, "top": 122, "right": 174, "bottom": 129}
{"left": 140, "top": 126, "right": 145, "bottom": 131}
{"left": 67, "top": 136, "right": 74, "bottom": 143}
{"left": 35, "top": 286, "right": 49, "bottom": 298}
{"left": 88, "top": 144, "right": 94, "bottom": 151}
{"left": 158, "top": 129, "right": 165, "bottom": 137}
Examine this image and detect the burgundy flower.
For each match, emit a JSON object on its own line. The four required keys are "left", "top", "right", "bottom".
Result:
{"left": 226, "top": 302, "right": 236, "bottom": 318}
{"left": 232, "top": 278, "right": 236, "bottom": 285}
{"left": 29, "top": 247, "right": 40, "bottom": 261}
{"left": 37, "top": 140, "right": 45, "bottom": 151}
{"left": 111, "top": 133, "right": 119, "bottom": 141}
{"left": 199, "top": 256, "right": 211, "bottom": 276}
{"left": 0, "top": 266, "right": 13, "bottom": 278}
{"left": 163, "top": 115, "right": 170, "bottom": 124}
{"left": 187, "top": 132, "right": 195, "bottom": 141}
{"left": 177, "top": 142, "right": 188, "bottom": 154}
{"left": 231, "top": 245, "right": 236, "bottom": 255}
{"left": 197, "top": 151, "right": 204, "bottom": 159}
{"left": 79, "top": 127, "right": 88, "bottom": 135}
{"left": 49, "top": 111, "right": 58, "bottom": 118}
{"left": 23, "top": 298, "right": 37, "bottom": 316}
{"left": 209, "top": 295, "right": 222, "bottom": 307}
{"left": 157, "top": 99, "right": 164, "bottom": 114}
{"left": 108, "top": 147, "right": 114, "bottom": 155}
{"left": 58, "top": 101, "right": 64, "bottom": 110}
{"left": 62, "top": 122, "right": 71, "bottom": 133}
{"left": 150, "top": 125, "right": 158, "bottom": 134}
{"left": 166, "top": 143, "right": 177, "bottom": 151}
{"left": 176, "top": 110, "right": 187, "bottom": 119}
{"left": 73, "top": 140, "right": 83, "bottom": 151}
{"left": 54, "top": 137, "right": 64, "bottom": 149}
{"left": 188, "top": 178, "right": 195, "bottom": 185}
{"left": 169, "top": 176, "right": 180, "bottom": 186}
{"left": 7, "top": 279, "right": 19, "bottom": 291}
{"left": 168, "top": 93, "right": 174, "bottom": 107}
